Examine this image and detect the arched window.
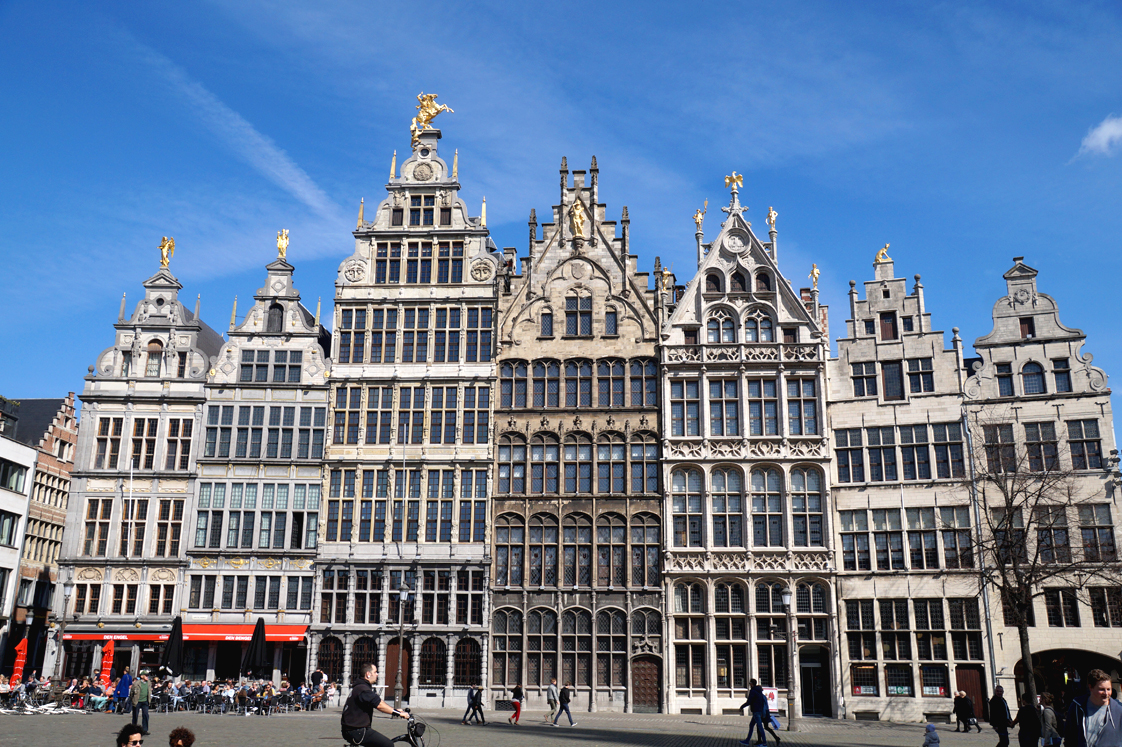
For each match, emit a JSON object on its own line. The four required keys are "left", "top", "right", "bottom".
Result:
{"left": 562, "top": 514, "right": 593, "bottom": 586}
{"left": 565, "top": 360, "right": 593, "bottom": 407}
{"left": 532, "top": 361, "right": 560, "bottom": 408}
{"left": 500, "top": 361, "right": 528, "bottom": 408}
{"left": 560, "top": 608, "right": 592, "bottom": 687}
{"left": 751, "top": 468, "right": 783, "bottom": 547}
{"left": 528, "top": 514, "right": 559, "bottom": 586}
{"left": 630, "top": 436, "right": 659, "bottom": 494}
{"left": 631, "top": 608, "right": 662, "bottom": 639}
{"left": 731, "top": 272, "right": 747, "bottom": 293}
{"left": 453, "top": 638, "right": 481, "bottom": 687}
{"left": 674, "top": 582, "right": 704, "bottom": 613}
{"left": 790, "top": 467, "right": 823, "bottom": 547}
{"left": 145, "top": 340, "right": 163, "bottom": 377}
{"left": 266, "top": 303, "right": 284, "bottom": 333}
{"left": 706, "top": 273, "right": 723, "bottom": 293}
{"left": 629, "top": 359, "right": 657, "bottom": 406}
{"left": 706, "top": 312, "right": 735, "bottom": 344}
{"left": 597, "top": 609, "right": 628, "bottom": 687}
{"left": 495, "top": 515, "right": 525, "bottom": 586}
{"left": 671, "top": 469, "right": 703, "bottom": 547}
{"left": 316, "top": 636, "right": 343, "bottom": 683}
{"left": 596, "top": 513, "right": 627, "bottom": 586}
{"left": 492, "top": 608, "right": 523, "bottom": 686}
{"left": 498, "top": 436, "right": 527, "bottom": 494}
{"left": 631, "top": 512, "right": 660, "bottom": 587}
{"left": 597, "top": 360, "right": 625, "bottom": 407}
{"left": 1022, "top": 362, "right": 1046, "bottom": 395}
{"left": 563, "top": 435, "right": 593, "bottom": 494}
{"left": 711, "top": 468, "right": 744, "bottom": 547}
{"left": 351, "top": 636, "right": 378, "bottom": 680}
{"left": 754, "top": 582, "right": 788, "bottom": 687}
{"left": 419, "top": 637, "right": 446, "bottom": 686}
{"left": 530, "top": 435, "right": 560, "bottom": 494}
{"left": 745, "top": 309, "right": 774, "bottom": 343}
{"left": 755, "top": 272, "right": 772, "bottom": 292}
{"left": 526, "top": 608, "right": 558, "bottom": 686}
{"left": 597, "top": 434, "right": 626, "bottom": 494}
{"left": 796, "top": 582, "right": 830, "bottom": 641}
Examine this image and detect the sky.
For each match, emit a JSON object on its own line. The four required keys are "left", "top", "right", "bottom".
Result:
{"left": 2, "top": 1, "right": 1121, "bottom": 401}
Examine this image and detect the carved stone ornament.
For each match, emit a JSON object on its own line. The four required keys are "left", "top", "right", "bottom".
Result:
{"left": 150, "top": 568, "right": 176, "bottom": 582}
{"left": 724, "top": 231, "right": 748, "bottom": 253}
{"left": 571, "top": 261, "right": 586, "bottom": 280}
{"left": 470, "top": 261, "right": 493, "bottom": 282}
{"left": 115, "top": 568, "right": 140, "bottom": 583}
{"left": 261, "top": 558, "right": 282, "bottom": 569}
{"left": 76, "top": 567, "right": 103, "bottom": 581}
{"left": 195, "top": 557, "right": 217, "bottom": 569}
{"left": 413, "top": 162, "right": 434, "bottom": 181}
{"left": 343, "top": 259, "right": 367, "bottom": 283}
{"left": 1013, "top": 289, "right": 1031, "bottom": 305}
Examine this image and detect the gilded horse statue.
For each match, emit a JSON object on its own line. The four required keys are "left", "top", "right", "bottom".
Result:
{"left": 410, "top": 93, "right": 453, "bottom": 147}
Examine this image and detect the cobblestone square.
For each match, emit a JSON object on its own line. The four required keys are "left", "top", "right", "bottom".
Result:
{"left": 0, "top": 708, "right": 1007, "bottom": 747}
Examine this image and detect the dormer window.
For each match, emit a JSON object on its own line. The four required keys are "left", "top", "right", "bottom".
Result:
{"left": 1020, "top": 317, "right": 1036, "bottom": 339}
{"left": 755, "top": 273, "right": 771, "bottom": 292}
{"left": 145, "top": 341, "right": 163, "bottom": 377}
{"left": 879, "top": 312, "right": 898, "bottom": 341}
{"left": 731, "top": 272, "right": 747, "bottom": 293}
{"left": 266, "top": 303, "right": 284, "bottom": 334}
{"left": 706, "top": 273, "right": 723, "bottom": 293}
{"left": 440, "top": 207, "right": 452, "bottom": 226}
{"left": 410, "top": 196, "right": 422, "bottom": 226}
{"left": 392, "top": 208, "right": 404, "bottom": 227}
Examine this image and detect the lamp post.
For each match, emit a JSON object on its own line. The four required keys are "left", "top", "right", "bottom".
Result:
{"left": 53, "top": 577, "right": 75, "bottom": 681}
{"left": 780, "top": 586, "right": 800, "bottom": 732}
{"left": 393, "top": 583, "right": 413, "bottom": 711}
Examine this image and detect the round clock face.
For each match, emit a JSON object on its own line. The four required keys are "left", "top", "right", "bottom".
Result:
{"left": 471, "top": 261, "right": 492, "bottom": 282}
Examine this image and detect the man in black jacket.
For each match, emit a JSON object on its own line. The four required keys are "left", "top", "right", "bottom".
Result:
{"left": 739, "top": 680, "right": 771, "bottom": 746}
{"left": 991, "top": 686, "right": 1013, "bottom": 747}
{"left": 341, "top": 662, "right": 409, "bottom": 747}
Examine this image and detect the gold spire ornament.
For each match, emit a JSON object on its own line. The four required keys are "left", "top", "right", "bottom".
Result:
{"left": 390, "top": 151, "right": 397, "bottom": 180}
{"left": 693, "top": 199, "right": 708, "bottom": 231}
{"left": 158, "top": 236, "right": 175, "bottom": 269}
{"left": 809, "top": 264, "right": 820, "bottom": 289}
{"left": 277, "top": 229, "right": 289, "bottom": 260}
{"left": 357, "top": 198, "right": 365, "bottom": 229}
{"left": 875, "top": 243, "right": 892, "bottom": 264}
{"left": 767, "top": 206, "right": 778, "bottom": 230}
{"left": 724, "top": 172, "right": 743, "bottom": 189}
{"left": 410, "top": 92, "right": 454, "bottom": 148}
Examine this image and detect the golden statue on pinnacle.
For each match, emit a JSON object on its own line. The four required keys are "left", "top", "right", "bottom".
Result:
{"left": 410, "top": 92, "right": 454, "bottom": 148}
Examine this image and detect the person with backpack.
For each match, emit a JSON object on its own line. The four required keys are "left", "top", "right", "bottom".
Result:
{"left": 1040, "top": 692, "right": 1061, "bottom": 747}
{"left": 552, "top": 682, "right": 576, "bottom": 727}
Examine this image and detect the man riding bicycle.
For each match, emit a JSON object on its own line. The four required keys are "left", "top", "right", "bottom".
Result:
{"left": 341, "top": 662, "right": 410, "bottom": 747}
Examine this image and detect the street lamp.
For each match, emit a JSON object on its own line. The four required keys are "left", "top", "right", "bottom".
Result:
{"left": 780, "top": 586, "right": 799, "bottom": 732}
{"left": 393, "top": 583, "right": 413, "bottom": 711}
{"left": 54, "top": 576, "right": 75, "bottom": 681}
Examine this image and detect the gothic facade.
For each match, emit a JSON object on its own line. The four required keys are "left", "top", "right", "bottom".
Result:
{"left": 491, "top": 158, "right": 662, "bottom": 713}
{"left": 315, "top": 127, "right": 499, "bottom": 707}
{"left": 659, "top": 187, "right": 833, "bottom": 716}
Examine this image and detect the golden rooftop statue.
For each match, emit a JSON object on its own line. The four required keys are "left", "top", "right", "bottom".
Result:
{"left": 158, "top": 236, "right": 175, "bottom": 269}
{"left": 809, "top": 263, "right": 820, "bottom": 289}
{"left": 875, "top": 243, "right": 892, "bottom": 264}
{"left": 410, "top": 92, "right": 454, "bottom": 148}
{"left": 693, "top": 199, "right": 708, "bottom": 230}
{"left": 724, "top": 171, "right": 743, "bottom": 189}
{"left": 767, "top": 206, "right": 778, "bottom": 229}
{"left": 569, "top": 198, "right": 587, "bottom": 239}
{"left": 277, "top": 229, "right": 289, "bottom": 260}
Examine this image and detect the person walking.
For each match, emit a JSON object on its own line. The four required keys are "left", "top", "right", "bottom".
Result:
{"left": 552, "top": 682, "right": 576, "bottom": 727}
{"left": 130, "top": 673, "right": 151, "bottom": 736}
{"left": 339, "top": 662, "right": 410, "bottom": 747}
{"left": 1063, "top": 668, "right": 1122, "bottom": 747}
{"left": 115, "top": 668, "right": 133, "bottom": 713}
{"left": 508, "top": 684, "right": 523, "bottom": 725}
{"left": 545, "top": 678, "right": 559, "bottom": 724}
{"left": 738, "top": 679, "right": 770, "bottom": 746}
{"left": 1013, "top": 693, "right": 1042, "bottom": 747}
{"left": 469, "top": 682, "right": 487, "bottom": 725}
{"left": 991, "top": 685, "right": 1013, "bottom": 747}
{"left": 957, "top": 691, "right": 983, "bottom": 733}
{"left": 1040, "top": 693, "right": 1061, "bottom": 747}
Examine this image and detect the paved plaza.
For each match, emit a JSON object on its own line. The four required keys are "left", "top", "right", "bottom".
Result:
{"left": 0, "top": 708, "right": 1009, "bottom": 747}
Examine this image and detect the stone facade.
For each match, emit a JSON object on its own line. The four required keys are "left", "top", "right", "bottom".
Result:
{"left": 315, "top": 128, "right": 499, "bottom": 708}
{"left": 659, "top": 185, "right": 833, "bottom": 717}
{"left": 0, "top": 411, "right": 36, "bottom": 677}
{"left": 55, "top": 265, "right": 223, "bottom": 678}
{"left": 185, "top": 253, "right": 330, "bottom": 683}
{"left": 492, "top": 157, "right": 662, "bottom": 713}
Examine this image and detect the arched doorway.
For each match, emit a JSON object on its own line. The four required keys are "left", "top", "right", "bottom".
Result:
{"left": 385, "top": 637, "right": 412, "bottom": 702}
{"left": 317, "top": 636, "right": 343, "bottom": 684}
{"left": 351, "top": 637, "right": 377, "bottom": 683}
{"left": 631, "top": 656, "right": 661, "bottom": 713}
{"left": 799, "top": 645, "right": 831, "bottom": 717}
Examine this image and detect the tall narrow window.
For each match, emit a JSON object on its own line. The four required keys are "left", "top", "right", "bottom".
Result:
{"left": 1053, "top": 359, "right": 1072, "bottom": 393}
{"left": 711, "top": 468, "right": 743, "bottom": 547}
{"left": 671, "top": 470, "right": 703, "bottom": 547}
{"left": 882, "top": 361, "right": 904, "bottom": 401}
{"left": 145, "top": 341, "right": 163, "bottom": 377}
{"left": 1019, "top": 317, "right": 1036, "bottom": 339}
{"left": 751, "top": 469, "right": 783, "bottom": 547}
{"left": 266, "top": 303, "right": 284, "bottom": 334}
{"left": 879, "top": 312, "right": 898, "bottom": 340}
{"left": 709, "top": 379, "right": 739, "bottom": 436}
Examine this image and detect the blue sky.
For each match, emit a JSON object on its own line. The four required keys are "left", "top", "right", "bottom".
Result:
{"left": 2, "top": 1, "right": 1121, "bottom": 400}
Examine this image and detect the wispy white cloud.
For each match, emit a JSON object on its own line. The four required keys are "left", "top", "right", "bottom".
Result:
{"left": 110, "top": 26, "right": 344, "bottom": 221}
{"left": 1077, "top": 114, "right": 1122, "bottom": 157}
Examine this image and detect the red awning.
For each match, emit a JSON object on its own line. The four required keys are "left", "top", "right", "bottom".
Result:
{"left": 181, "top": 624, "right": 307, "bottom": 642}
{"left": 64, "top": 632, "right": 169, "bottom": 641}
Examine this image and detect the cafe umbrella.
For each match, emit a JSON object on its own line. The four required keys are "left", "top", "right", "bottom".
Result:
{"left": 158, "top": 616, "right": 184, "bottom": 678}
{"left": 240, "top": 617, "right": 270, "bottom": 679}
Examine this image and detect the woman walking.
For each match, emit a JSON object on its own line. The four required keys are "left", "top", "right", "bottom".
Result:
{"left": 507, "top": 684, "right": 523, "bottom": 725}
{"left": 1039, "top": 693, "right": 1061, "bottom": 747}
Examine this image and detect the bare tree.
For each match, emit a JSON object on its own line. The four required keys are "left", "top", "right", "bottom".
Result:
{"left": 958, "top": 407, "right": 1122, "bottom": 708}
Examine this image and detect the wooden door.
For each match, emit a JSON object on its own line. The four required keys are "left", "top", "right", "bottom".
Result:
{"left": 956, "top": 665, "right": 987, "bottom": 722}
{"left": 386, "top": 639, "right": 411, "bottom": 702}
{"left": 631, "top": 656, "right": 661, "bottom": 713}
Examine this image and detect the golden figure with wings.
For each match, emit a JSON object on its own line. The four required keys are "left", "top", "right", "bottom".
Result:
{"left": 724, "top": 171, "right": 743, "bottom": 189}
{"left": 410, "top": 92, "right": 454, "bottom": 147}
{"left": 159, "top": 236, "right": 175, "bottom": 269}
{"left": 277, "top": 229, "right": 289, "bottom": 260}
{"left": 875, "top": 243, "right": 892, "bottom": 264}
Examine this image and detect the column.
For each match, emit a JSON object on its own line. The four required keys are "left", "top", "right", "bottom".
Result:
{"left": 341, "top": 633, "right": 353, "bottom": 698}
{"left": 786, "top": 584, "right": 802, "bottom": 730}
{"left": 705, "top": 579, "right": 717, "bottom": 715}
{"left": 409, "top": 633, "right": 420, "bottom": 706}
{"left": 444, "top": 633, "right": 455, "bottom": 708}
{"left": 272, "top": 644, "right": 282, "bottom": 687}
{"left": 205, "top": 642, "right": 217, "bottom": 682}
